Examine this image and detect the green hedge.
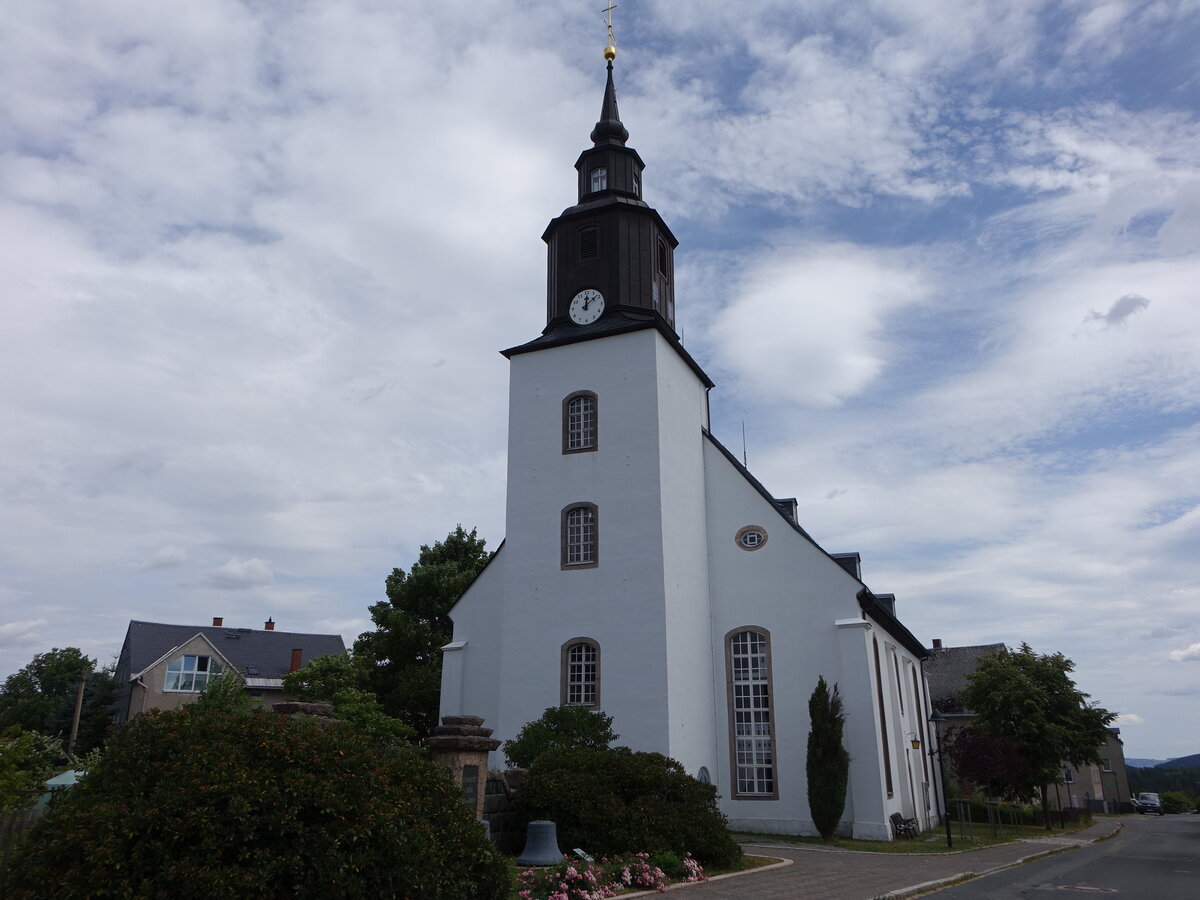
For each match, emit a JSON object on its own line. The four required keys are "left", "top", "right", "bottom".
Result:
{"left": 515, "top": 747, "right": 742, "bottom": 868}
{"left": 6, "top": 706, "right": 510, "bottom": 899}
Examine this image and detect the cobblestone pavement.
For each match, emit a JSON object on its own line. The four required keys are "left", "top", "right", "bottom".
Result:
{"left": 666, "top": 819, "right": 1123, "bottom": 900}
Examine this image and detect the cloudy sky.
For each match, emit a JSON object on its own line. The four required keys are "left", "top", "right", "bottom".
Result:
{"left": 2, "top": 1, "right": 1197, "bottom": 759}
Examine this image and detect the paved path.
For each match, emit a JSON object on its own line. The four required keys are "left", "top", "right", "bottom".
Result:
{"left": 664, "top": 818, "right": 1123, "bottom": 900}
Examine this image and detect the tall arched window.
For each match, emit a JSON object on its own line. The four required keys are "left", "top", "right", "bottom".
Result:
{"left": 563, "top": 391, "right": 597, "bottom": 453}
{"left": 561, "top": 503, "right": 598, "bottom": 568}
{"left": 561, "top": 638, "right": 600, "bottom": 708}
{"left": 873, "top": 636, "right": 894, "bottom": 797}
{"left": 726, "top": 628, "right": 777, "bottom": 799}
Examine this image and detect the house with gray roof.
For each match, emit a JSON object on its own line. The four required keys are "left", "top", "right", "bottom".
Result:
{"left": 112, "top": 617, "right": 346, "bottom": 722}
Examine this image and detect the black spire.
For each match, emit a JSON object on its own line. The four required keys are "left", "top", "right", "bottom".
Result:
{"left": 589, "top": 61, "right": 629, "bottom": 147}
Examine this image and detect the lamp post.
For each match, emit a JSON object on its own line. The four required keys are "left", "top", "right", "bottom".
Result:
{"left": 929, "top": 711, "right": 953, "bottom": 848}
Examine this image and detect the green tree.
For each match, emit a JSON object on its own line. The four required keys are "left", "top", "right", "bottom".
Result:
{"left": 0, "top": 726, "right": 61, "bottom": 811}
{"left": 503, "top": 705, "right": 619, "bottom": 769}
{"left": 0, "top": 648, "right": 116, "bottom": 755}
{"left": 355, "top": 526, "right": 492, "bottom": 737}
{"left": 282, "top": 654, "right": 416, "bottom": 746}
{"left": 959, "top": 643, "right": 1116, "bottom": 824}
{"left": 806, "top": 676, "right": 849, "bottom": 840}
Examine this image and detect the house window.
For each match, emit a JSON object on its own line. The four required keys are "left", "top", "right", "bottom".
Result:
{"left": 590, "top": 167, "right": 607, "bottom": 192}
{"left": 562, "top": 503, "right": 598, "bottom": 568}
{"left": 1063, "top": 765, "right": 1074, "bottom": 784}
{"left": 578, "top": 226, "right": 599, "bottom": 260}
{"left": 873, "top": 637, "right": 894, "bottom": 797}
{"left": 726, "top": 628, "right": 777, "bottom": 798}
{"left": 1102, "top": 758, "right": 1113, "bottom": 773}
{"left": 561, "top": 639, "right": 600, "bottom": 708}
{"left": 165, "top": 655, "right": 222, "bottom": 692}
{"left": 563, "top": 391, "right": 597, "bottom": 453}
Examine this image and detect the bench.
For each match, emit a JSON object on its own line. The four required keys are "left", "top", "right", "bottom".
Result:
{"left": 890, "top": 811, "right": 919, "bottom": 839}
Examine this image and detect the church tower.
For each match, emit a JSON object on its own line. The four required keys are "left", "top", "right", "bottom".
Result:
{"left": 442, "top": 38, "right": 719, "bottom": 775}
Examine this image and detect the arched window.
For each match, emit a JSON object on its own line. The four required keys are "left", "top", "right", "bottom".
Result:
{"left": 726, "top": 628, "right": 777, "bottom": 798}
{"left": 561, "top": 638, "right": 600, "bottom": 708}
{"left": 561, "top": 503, "right": 598, "bottom": 568}
{"left": 873, "top": 636, "right": 894, "bottom": 797}
{"left": 563, "top": 391, "right": 597, "bottom": 453}
{"left": 590, "top": 167, "right": 607, "bottom": 192}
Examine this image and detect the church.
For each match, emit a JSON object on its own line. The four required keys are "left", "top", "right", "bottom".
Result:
{"left": 439, "top": 44, "right": 937, "bottom": 840}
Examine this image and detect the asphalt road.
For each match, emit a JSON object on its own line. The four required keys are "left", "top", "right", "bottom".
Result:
{"left": 929, "top": 814, "right": 1200, "bottom": 899}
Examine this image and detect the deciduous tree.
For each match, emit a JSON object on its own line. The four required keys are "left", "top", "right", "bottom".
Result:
{"left": 354, "top": 526, "right": 492, "bottom": 737}
{"left": 0, "top": 648, "right": 116, "bottom": 754}
{"left": 959, "top": 643, "right": 1115, "bottom": 823}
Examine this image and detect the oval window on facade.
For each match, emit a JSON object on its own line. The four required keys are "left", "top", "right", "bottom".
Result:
{"left": 735, "top": 525, "right": 767, "bottom": 551}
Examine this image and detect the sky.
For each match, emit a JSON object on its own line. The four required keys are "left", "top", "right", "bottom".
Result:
{"left": 1, "top": 1, "right": 1197, "bottom": 760}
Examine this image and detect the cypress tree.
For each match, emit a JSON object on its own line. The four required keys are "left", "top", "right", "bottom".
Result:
{"left": 807, "top": 675, "right": 849, "bottom": 840}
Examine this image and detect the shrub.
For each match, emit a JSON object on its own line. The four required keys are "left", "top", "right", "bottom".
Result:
{"left": 806, "top": 675, "right": 849, "bottom": 840}
{"left": 503, "top": 705, "right": 618, "bottom": 769}
{"left": 515, "top": 851, "right": 706, "bottom": 899}
{"left": 6, "top": 705, "right": 510, "bottom": 899}
{"left": 1160, "top": 791, "right": 1194, "bottom": 814}
{"left": 515, "top": 747, "right": 742, "bottom": 868}
{"left": 0, "top": 727, "right": 60, "bottom": 811}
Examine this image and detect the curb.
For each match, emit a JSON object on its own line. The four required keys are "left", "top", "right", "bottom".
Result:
{"left": 877, "top": 821, "right": 1124, "bottom": 899}
{"left": 619, "top": 855, "right": 793, "bottom": 898}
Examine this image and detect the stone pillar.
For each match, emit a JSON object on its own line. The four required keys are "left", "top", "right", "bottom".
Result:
{"left": 425, "top": 715, "right": 501, "bottom": 821}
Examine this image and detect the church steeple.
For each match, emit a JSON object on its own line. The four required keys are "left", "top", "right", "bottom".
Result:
{"left": 539, "top": 43, "right": 679, "bottom": 333}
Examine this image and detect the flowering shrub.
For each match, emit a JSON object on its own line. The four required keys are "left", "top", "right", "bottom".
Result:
{"left": 516, "top": 851, "right": 707, "bottom": 899}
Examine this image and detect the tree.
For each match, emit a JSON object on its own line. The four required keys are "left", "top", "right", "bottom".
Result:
{"left": 0, "top": 726, "right": 61, "bottom": 811}
{"left": 355, "top": 526, "right": 492, "bottom": 737}
{"left": 0, "top": 648, "right": 116, "bottom": 755}
{"left": 958, "top": 643, "right": 1116, "bottom": 822}
{"left": 6, "top": 704, "right": 512, "bottom": 899}
{"left": 806, "top": 676, "right": 849, "bottom": 840}
{"left": 282, "top": 653, "right": 416, "bottom": 746}
{"left": 503, "top": 705, "right": 619, "bottom": 769}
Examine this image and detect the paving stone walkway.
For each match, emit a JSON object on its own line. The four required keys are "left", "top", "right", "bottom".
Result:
{"left": 656, "top": 819, "right": 1122, "bottom": 900}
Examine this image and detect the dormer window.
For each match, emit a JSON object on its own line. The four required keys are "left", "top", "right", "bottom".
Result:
{"left": 590, "top": 167, "right": 607, "bottom": 192}
{"left": 165, "top": 654, "right": 222, "bottom": 692}
{"left": 632, "top": 171, "right": 640, "bottom": 197}
{"left": 657, "top": 238, "right": 669, "bottom": 278}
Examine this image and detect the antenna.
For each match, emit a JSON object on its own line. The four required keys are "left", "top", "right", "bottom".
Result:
{"left": 741, "top": 420, "right": 748, "bottom": 467}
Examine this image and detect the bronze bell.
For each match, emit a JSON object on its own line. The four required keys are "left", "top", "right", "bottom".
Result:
{"left": 517, "top": 820, "right": 564, "bottom": 866}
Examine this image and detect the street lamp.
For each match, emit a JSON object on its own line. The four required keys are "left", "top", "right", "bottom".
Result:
{"left": 929, "top": 711, "right": 953, "bottom": 848}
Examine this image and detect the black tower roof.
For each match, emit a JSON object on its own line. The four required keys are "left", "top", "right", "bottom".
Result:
{"left": 590, "top": 61, "right": 629, "bottom": 147}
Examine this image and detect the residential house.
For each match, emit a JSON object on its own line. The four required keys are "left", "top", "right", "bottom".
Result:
{"left": 113, "top": 618, "right": 346, "bottom": 722}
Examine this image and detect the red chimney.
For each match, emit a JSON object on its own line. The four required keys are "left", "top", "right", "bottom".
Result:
{"left": 264, "top": 618, "right": 275, "bottom": 631}
{"left": 212, "top": 617, "right": 223, "bottom": 627}
{"left": 932, "top": 638, "right": 943, "bottom": 649}
{"left": 290, "top": 649, "right": 303, "bottom": 672}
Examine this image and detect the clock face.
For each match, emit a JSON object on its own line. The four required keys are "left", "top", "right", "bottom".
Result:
{"left": 569, "top": 288, "right": 605, "bottom": 325}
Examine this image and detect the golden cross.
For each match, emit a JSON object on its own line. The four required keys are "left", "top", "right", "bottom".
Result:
{"left": 602, "top": 2, "right": 618, "bottom": 48}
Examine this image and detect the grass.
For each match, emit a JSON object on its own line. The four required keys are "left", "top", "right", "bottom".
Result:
{"left": 733, "top": 818, "right": 1094, "bottom": 854}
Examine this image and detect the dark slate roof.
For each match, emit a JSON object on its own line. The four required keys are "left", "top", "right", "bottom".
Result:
{"left": 705, "top": 429, "right": 929, "bottom": 660}
{"left": 924, "top": 643, "right": 1006, "bottom": 713}
{"left": 117, "top": 620, "right": 346, "bottom": 682}
{"left": 502, "top": 312, "right": 714, "bottom": 388}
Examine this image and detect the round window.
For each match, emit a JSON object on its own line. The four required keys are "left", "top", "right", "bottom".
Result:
{"left": 735, "top": 526, "right": 767, "bottom": 551}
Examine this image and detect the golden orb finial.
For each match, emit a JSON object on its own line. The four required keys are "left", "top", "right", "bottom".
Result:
{"left": 602, "top": 3, "right": 618, "bottom": 61}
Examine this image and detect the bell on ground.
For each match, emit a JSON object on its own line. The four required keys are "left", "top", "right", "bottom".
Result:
{"left": 517, "top": 820, "right": 564, "bottom": 866}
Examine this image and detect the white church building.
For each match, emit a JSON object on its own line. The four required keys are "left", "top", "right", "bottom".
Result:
{"left": 440, "top": 52, "right": 939, "bottom": 840}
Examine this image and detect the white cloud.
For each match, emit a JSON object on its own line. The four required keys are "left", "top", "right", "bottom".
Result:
{"left": 1168, "top": 643, "right": 1200, "bottom": 663}
{"left": 141, "top": 545, "right": 187, "bottom": 569}
{"left": 1117, "top": 712, "right": 1145, "bottom": 726}
{"left": 0, "top": 619, "right": 47, "bottom": 639}
{"left": 206, "top": 558, "right": 274, "bottom": 590}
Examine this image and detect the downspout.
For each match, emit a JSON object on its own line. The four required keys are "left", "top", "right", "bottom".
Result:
{"left": 137, "top": 676, "right": 149, "bottom": 714}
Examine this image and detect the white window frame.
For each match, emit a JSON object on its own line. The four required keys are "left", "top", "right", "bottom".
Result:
{"left": 561, "top": 639, "right": 600, "bottom": 708}
{"left": 563, "top": 391, "right": 597, "bottom": 453}
{"left": 164, "top": 654, "right": 222, "bottom": 692}
{"left": 590, "top": 167, "right": 607, "bottom": 192}
{"left": 562, "top": 503, "right": 598, "bottom": 568}
{"left": 726, "top": 628, "right": 777, "bottom": 799}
